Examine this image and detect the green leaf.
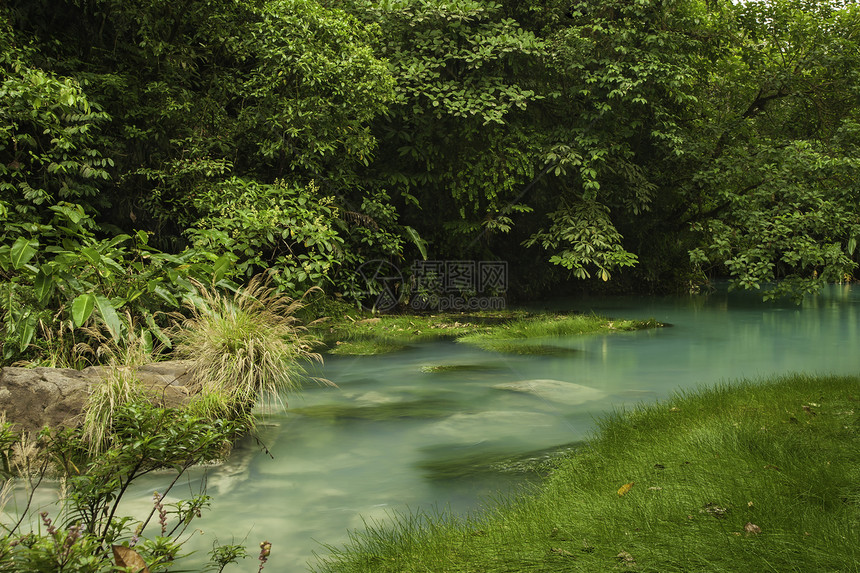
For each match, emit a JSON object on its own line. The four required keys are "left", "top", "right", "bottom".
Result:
{"left": 95, "top": 294, "right": 123, "bottom": 341}
{"left": 403, "top": 225, "right": 429, "bottom": 261}
{"left": 213, "top": 253, "right": 236, "bottom": 282}
{"left": 81, "top": 247, "right": 101, "bottom": 266}
{"left": 18, "top": 314, "right": 36, "bottom": 352}
{"left": 33, "top": 269, "right": 54, "bottom": 303}
{"left": 71, "top": 293, "right": 96, "bottom": 327}
{"left": 144, "top": 311, "right": 172, "bottom": 349}
{"left": 10, "top": 237, "right": 37, "bottom": 269}
{"left": 153, "top": 285, "right": 179, "bottom": 308}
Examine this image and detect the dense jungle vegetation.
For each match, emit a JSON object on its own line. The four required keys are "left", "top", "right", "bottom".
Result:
{"left": 1, "top": 0, "right": 859, "bottom": 364}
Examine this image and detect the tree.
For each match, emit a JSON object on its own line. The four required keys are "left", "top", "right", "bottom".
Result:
{"left": 341, "top": 0, "right": 546, "bottom": 262}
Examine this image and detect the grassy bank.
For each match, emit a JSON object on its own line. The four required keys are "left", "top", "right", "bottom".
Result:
{"left": 312, "top": 374, "right": 860, "bottom": 572}
{"left": 317, "top": 311, "right": 660, "bottom": 355}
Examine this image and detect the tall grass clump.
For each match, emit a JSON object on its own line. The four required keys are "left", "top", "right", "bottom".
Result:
{"left": 173, "top": 276, "right": 327, "bottom": 416}
{"left": 78, "top": 318, "right": 156, "bottom": 454}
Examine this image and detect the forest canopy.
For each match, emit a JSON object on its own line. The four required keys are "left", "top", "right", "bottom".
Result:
{"left": 1, "top": 0, "right": 859, "bottom": 362}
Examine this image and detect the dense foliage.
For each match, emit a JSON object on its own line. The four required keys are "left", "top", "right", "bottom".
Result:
{"left": 2, "top": 0, "right": 859, "bottom": 362}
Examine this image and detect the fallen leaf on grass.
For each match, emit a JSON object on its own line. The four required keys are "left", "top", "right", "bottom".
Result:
{"left": 551, "top": 548, "right": 575, "bottom": 557}
{"left": 617, "top": 482, "right": 634, "bottom": 496}
{"left": 113, "top": 546, "right": 150, "bottom": 573}
{"left": 802, "top": 405, "right": 817, "bottom": 416}
{"left": 744, "top": 522, "right": 762, "bottom": 535}
{"left": 616, "top": 551, "right": 636, "bottom": 566}
{"left": 701, "top": 502, "right": 729, "bottom": 518}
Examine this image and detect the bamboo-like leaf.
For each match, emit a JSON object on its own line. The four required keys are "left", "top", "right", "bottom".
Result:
{"left": 71, "top": 293, "right": 96, "bottom": 327}
{"left": 144, "top": 311, "right": 172, "bottom": 348}
{"left": 403, "top": 225, "right": 429, "bottom": 261}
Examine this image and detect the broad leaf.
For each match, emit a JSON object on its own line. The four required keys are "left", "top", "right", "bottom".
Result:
{"left": 10, "top": 237, "right": 37, "bottom": 269}
{"left": 113, "top": 545, "right": 151, "bottom": 573}
{"left": 33, "top": 269, "right": 54, "bottom": 303}
{"left": 81, "top": 247, "right": 101, "bottom": 266}
{"left": 18, "top": 314, "right": 36, "bottom": 352}
{"left": 213, "top": 253, "right": 236, "bottom": 282}
{"left": 71, "top": 293, "right": 96, "bottom": 327}
{"left": 95, "top": 294, "right": 123, "bottom": 341}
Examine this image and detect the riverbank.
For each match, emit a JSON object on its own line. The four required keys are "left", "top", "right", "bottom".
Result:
{"left": 312, "top": 373, "right": 860, "bottom": 572}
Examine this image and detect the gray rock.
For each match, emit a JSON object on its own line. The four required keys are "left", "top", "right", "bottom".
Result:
{"left": 0, "top": 361, "right": 195, "bottom": 435}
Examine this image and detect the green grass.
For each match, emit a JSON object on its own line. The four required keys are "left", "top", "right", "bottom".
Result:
{"left": 318, "top": 312, "right": 660, "bottom": 356}
{"left": 328, "top": 339, "right": 411, "bottom": 356}
{"left": 172, "top": 276, "right": 328, "bottom": 414}
{"left": 312, "top": 374, "right": 860, "bottom": 572}
{"left": 318, "top": 313, "right": 513, "bottom": 355}
{"left": 457, "top": 315, "right": 661, "bottom": 354}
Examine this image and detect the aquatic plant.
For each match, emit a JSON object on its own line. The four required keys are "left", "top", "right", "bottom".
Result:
{"left": 1, "top": 400, "right": 256, "bottom": 572}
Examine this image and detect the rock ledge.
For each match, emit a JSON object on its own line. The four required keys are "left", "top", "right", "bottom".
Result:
{"left": 0, "top": 361, "right": 195, "bottom": 435}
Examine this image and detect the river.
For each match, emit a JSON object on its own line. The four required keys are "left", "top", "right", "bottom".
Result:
{"left": 11, "top": 284, "right": 860, "bottom": 571}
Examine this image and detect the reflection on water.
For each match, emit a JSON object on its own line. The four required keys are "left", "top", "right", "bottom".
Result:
{"left": 10, "top": 285, "right": 860, "bottom": 571}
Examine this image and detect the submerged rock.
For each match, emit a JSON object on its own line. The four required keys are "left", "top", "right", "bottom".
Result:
{"left": 493, "top": 379, "right": 605, "bottom": 406}
{"left": 428, "top": 410, "right": 557, "bottom": 443}
{"left": 417, "top": 441, "right": 583, "bottom": 480}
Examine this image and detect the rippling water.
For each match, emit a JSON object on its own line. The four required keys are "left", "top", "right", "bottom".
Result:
{"left": 9, "top": 285, "right": 860, "bottom": 571}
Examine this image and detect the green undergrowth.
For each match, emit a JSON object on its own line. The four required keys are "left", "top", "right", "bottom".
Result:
{"left": 312, "top": 374, "right": 860, "bottom": 572}
{"left": 319, "top": 312, "right": 661, "bottom": 356}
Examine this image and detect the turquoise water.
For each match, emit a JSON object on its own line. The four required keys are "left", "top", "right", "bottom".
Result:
{"left": 9, "top": 285, "right": 860, "bottom": 571}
